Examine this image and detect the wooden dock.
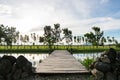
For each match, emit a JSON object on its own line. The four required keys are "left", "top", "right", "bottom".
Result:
{"left": 35, "top": 50, "right": 89, "bottom": 74}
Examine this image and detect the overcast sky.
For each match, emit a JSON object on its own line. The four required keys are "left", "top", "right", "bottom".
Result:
{"left": 0, "top": 0, "right": 120, "bottom": 40}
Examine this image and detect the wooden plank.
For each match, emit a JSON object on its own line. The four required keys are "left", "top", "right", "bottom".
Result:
{"left": 35, "top": 50, "right": 89, "bottom": 74}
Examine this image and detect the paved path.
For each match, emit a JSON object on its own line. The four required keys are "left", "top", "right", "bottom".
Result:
{"left": 35, "top": 50, "right": 89, "bottom": 74}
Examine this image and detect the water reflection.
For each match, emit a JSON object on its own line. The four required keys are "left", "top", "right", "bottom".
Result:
{"left": 0, "top": 53, "right": 49, "bottom": 67}
{"left": 0, "top": 52, "right": 102, "bottom": 67}
{"left": 73, "top": 52, "right": 102, "bottom": 61}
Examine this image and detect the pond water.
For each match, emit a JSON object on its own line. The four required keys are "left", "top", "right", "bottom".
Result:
{"left": 0, "top": 52, "right": 102, "bottom": 67}
{"left": 73, "top": 52, "right": 102, "bottom": 61}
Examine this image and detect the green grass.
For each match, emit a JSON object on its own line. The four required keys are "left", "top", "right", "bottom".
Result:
{"left": 0, "top": 45, "right": 119, "bottom": 53}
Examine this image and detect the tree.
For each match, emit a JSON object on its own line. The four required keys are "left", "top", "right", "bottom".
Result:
{"left": 43, "top": 25, "right": 55, "bottom": 52}
{"left": 107, "top": 36, "right": 112, "bottom": 47}
{"left": 31, "top": 33, "right": 37, "bottom": 45}
{"left": 100, "top": 37, "right": 106, "bottom": 46}
{"left": 0, "top": 24, "right": 6, "bottom": 44}
{"left": 74, "top": 36, "right": 76, "bottom": 42}
{"left": 84, "top": 27, "right": 103, "bottom": 46}
{"left": 62, "top": 28, "right": 72, "bottom": 49}
{"left": 0, "top": 24, "right": 19, "bottom": 45}
{"left": 53, "top": 23, "right": 61, "bottom": 47}
{"left": 39, "top": 36, "right": 44, "bottom": 43}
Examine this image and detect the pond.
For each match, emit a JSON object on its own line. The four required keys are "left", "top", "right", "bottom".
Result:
{"left": 73, "top": 52, "right": 102, "bottom": 61}
{"left": 0, "top": 52, "right": 102, "bottom": 67}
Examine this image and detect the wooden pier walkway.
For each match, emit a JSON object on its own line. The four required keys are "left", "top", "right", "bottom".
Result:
{"left": 35, "top": 50, "right": 89, "bottom": 74}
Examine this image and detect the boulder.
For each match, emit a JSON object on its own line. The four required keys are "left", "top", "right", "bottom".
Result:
{"left": 16, "top": 55, "right": 28, "bottom": 69}
{"left": 0, "top": 75, "right": 5, "bottom": 80}
{"left": 91, "top": 68, "right": 104, "bottom": 80}
{"left": 2, "top": 55, "right": 16, "bottom": 65}
{"left": 94, "top": 62, "right": 111, "bottom": 73}
{"left": 100, "top": 55, "right": 111, "bottom": 63}
{"left": 106, "top": 72, "right": 116, "bottom": 80}
{"left": 0, "top": 59, "right": 12, "bottom": 76}
{"left": 21, "top": 72, "right": 29, "bottom": 79}
{"left": 12, "top": 69, "right": 22, "bottom": 80}
{"left": 106, "top": 48, "right": 117, "bottom": 63}
{"left": 22, "top": 61, "right": 32, "bottom": 73}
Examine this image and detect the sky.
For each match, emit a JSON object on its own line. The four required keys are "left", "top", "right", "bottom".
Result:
{"left": 0, "top": 0, "right": 120, "bottom": 41}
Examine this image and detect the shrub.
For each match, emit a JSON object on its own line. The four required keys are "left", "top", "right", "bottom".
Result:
{"left": 116, "top": 44, "right": 120, "bottom": 48}
{"left": 81, "top": 57, "right": 95, "bottom": 70}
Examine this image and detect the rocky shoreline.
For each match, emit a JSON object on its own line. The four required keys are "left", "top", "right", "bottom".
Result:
{"left": 90, "top": 48, "right": 120, "bottom": 80}
{"left": 0, "top": 55, "right": 91, "bottom": 80}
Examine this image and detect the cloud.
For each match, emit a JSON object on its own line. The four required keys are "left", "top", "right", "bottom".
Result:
{"left": 0, "top": 4, "right": 12, "bottom": 15}
{"left": 0, "top": 0, "right": 120, "bottom": 37}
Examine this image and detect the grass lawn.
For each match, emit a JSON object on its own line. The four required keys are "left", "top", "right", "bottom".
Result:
{"left": 0, "top": 45, "right": 119, "bottom": 53}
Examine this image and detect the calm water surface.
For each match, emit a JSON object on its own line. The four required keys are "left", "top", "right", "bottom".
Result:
{"left": 0, "top": 52, "right": 102, "bottom": 67}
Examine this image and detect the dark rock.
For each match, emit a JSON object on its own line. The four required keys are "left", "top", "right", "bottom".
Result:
{"left": 21, "top": 72, "right": 29, "bottom": 79}
{"left": 100, "top": 55, "right": 110, "bottom": 63}
{"left": 106, "top": 72, "right": 116, "bottom": 80}
{"left": 2, "top": 55, "right": 16, "bottom": 65}
{"left": 6, "top": 73, "right": 12, "bottom": 80}
{"left": 12, "top": 69, "right": 22, "bottom": 80}
{"left": 94, "top": 62, "right": 111, "bottom": 73}
{"left": 22, "top": 61, "right": 32, "bottom": 73}
{"left": 0, "top": 75, "right": 5, "bottom": 80}
{"left": 106, "top": 48, "right": 117, "bottom": 63}
{"left": 116, "top": 52, "right": 120, "bottom": 62}
{"left": 0, "top": 59, "right": 12, "bottom": 76}
{"left": 16, "top": 55, "right": 28, "bottom": 69}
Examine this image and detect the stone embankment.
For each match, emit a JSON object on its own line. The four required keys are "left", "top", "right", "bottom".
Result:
{"left": 0, "top": 55, "right": 34, "bottom": 80}
{"left": 0, "top": 55, "right": 90, "bottom": 80}
{"left": 90, "top": 48, "right": 120, "bottom": 80}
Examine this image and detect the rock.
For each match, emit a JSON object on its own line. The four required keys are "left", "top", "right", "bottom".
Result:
{"left": 106, "top": 72, "right": 116, "bottom": 80}
{"left": 106, "top": 48, "right": 117, "bottom": 63}
{"left": 12, "top": 69, "right": 22, "bottom": 80}
{"left": 0, "top": 75, "right": 5, "bottom": 80}
{"left": 116, "top": 52, "right": 120, "bottom": 62}
{"left": 94, "top": 62, "right": 111, "bottom": 73}
{"left": 0, "top": 59, "right": 12, "bottom": 76}
{"left": 0, "top": 55, "right": 34, "bottom": 80}
{"left": 21, "top": 72, "right": 29, "bottom": 79}
{"left": 2, "top": 55, "right": 16, "bottom": 65}
{"left": 91, "top": 68, "right": 104, "bottom": 80}
{"left": 16, "top": 55, "right": 28, "bottom": 69}
{"left": 100, "top": 55, "right": 111, "bottom": 63}
{"left": 6, "top": 73, "right": 12, "bottom": 80}
{"left": 22, "top": 61, "right": 32, "bottom": 73}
